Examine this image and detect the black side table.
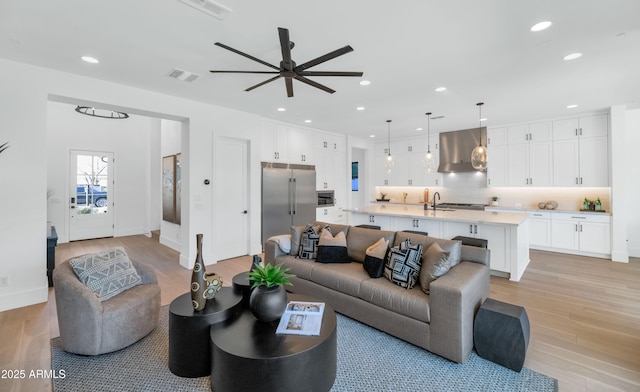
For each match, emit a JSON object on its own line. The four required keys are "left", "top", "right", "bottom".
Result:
{"left": 473, "top": 298, "right": 530, "bottom": 372}
{"left": 168, "top": 288, "right": 243, "bottom": 378}
{"left": 232, "top": 271, "right": 253, "bottom": 305}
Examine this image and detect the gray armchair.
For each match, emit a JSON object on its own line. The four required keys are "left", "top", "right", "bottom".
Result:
{"left": 53, "top": 257, "right": 161, "bottom": 355}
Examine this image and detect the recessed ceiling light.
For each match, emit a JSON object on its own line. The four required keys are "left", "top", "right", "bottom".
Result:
{"left": 566, "top": 104, "right": 579, "bottom": 109}
{"left": 304, "top": 119, "right": 312, "bottom": 123}
{"left": 359, "top": 80, "right": 371, "bottom": 86}
{"left": 416, "top": 127, "right": 423, "bottom": 131}
{"left": 435, "top": 87, "right": 447, "bottom": 92}
{"left": 81, "top": 56, "right": 99, "bottom": 64}
{"left": 369, "top": 134, "right": 376, "bottom": 138}
{"left": 530, "top": 21, "right": 552, "bottom": 32}
{"left": 480, "top": 118, "right": 487, "bottom": 122}
{"left": 356, "top": 106, "right": 365, "bottom": 111}
{"left": 563, "top": 53, "right": 582, "bottom": 61}
{"left": 277, "top": 107, "right": 286, "bottom": 112}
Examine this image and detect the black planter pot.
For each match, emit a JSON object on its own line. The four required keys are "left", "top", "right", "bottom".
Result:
{"left": 249, "top": 285, "right": 287, "bottom": 322}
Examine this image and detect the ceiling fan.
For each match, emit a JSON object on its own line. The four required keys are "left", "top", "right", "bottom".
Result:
{"left": 210, "top": 27, "right": 363, "bottom": 97}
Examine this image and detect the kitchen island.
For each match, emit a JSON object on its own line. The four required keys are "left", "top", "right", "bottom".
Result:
{"left": 347, "top": 205, "right": 530, "bottom": 281}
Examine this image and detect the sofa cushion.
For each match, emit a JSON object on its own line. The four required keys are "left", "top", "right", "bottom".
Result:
{"left": 363, "top": 237, "right": 389, "bottom": 278}
{"left": 395, "top": 232, "right": 463, "bottom": 267}
{"left": 310, "top": 262, "right": 368, "bottom": 298}
{"left": 419, "top": 242, "right": 452, "bottom": 294}
{"left": 69, "top": 247, "right": 142, "bottom": 301}
{"left": 359, "top": 278, "right": 431, "bottom": 323}
{"left": 290, "top": 225, "right": 305, "bottom": 255}
{"left": 314, "top": 221, "right": 350, "bottom": 237}
{"left": 299, "top": 224, "right": 329, "bottom": 259}
{"left": 347, "top": 226, "right": 396, "bottom": 263}
{"left": 316, "top": 230, "right": 349, "bottom": 263}
{"left": 384, "top": 239, "right": 423, "bottom": 289}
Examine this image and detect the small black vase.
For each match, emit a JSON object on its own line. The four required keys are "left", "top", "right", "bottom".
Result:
{"left": 249, "top": 285, "right": 287, "bottom": 322}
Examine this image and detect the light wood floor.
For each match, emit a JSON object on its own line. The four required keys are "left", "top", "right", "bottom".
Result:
{"left": 1, "top": 235, "right": 638, "bottom": 391}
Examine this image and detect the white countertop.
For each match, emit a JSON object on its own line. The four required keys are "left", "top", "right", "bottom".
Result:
{"left": 484, "top": 206, "right": 612, "bottom": 216}
{"left": 346, "top": 205, "right": 529, "bottom": 226}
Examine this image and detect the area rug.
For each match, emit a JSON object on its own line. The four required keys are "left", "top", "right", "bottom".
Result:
{"left": 51, "top": 306, "right": 557, "bottom": 392}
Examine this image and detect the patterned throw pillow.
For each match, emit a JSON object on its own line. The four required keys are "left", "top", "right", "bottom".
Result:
{"left": 363, "top": 237, "right": 389, "bottom": 278}
{"left": 69, "top": 247, "right": 142, "bottom": 301}
{"left": 384, "top": 239, "right": 423, "bottom": 289}
{"left": 298, "top": 224, "right": 329, "bottom": 259}
{"left": 316, "top": 230, "right": 349, "bottom": 263}
{"left": 419, "top": 242, "right": 452, "bottom": 294}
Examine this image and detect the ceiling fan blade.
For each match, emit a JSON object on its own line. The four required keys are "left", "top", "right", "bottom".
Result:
{"left": 278, "top": 28, "right": 294, "bottom": 71}
{"left": 294, "top": 76, "right": 336, "bottom": 94}
{"left": 285, "top": 77, "right": 294, "bottom": 97}
{"left": 244, "top": 75, "right": 282, "bottom": 92}
{"left": 294, "top": 46, "right": 354, "bottom": 72}
{"left": 299, "top": 71, "right": 364, "bottom": 77}
{"left": 209, "top": 70, "right": 280, "bottom": 74}
{"left": 214, "top": 42, "right": 280, "bottom": 71}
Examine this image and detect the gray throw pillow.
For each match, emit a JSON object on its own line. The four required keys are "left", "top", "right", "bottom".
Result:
{"left": 290, "top": 225, "right": 305, "bottom": 255}
{"left": 419, "top": 242, "right": 452, "bottom": 294}
{"left": 69, "top": 247, "right": 142, "bottom": 301}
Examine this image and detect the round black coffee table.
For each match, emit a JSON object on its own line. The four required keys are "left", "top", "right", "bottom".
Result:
{"left": 209, "top": 294, "right": 337, "bottom": 392}
{"left": 168, "top": 288, "right": 243, "bottom": 378}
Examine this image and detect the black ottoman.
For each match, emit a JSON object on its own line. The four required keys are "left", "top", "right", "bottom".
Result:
{"left": 473, "top": 298, "right": 530, "bottom": 372}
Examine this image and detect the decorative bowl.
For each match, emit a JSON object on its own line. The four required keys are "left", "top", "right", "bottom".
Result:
{"left": 538, "top": 202, "right": 546, "bottom": 209}
{"left": 545, "top": 200, "right": 558, "bottom": 210}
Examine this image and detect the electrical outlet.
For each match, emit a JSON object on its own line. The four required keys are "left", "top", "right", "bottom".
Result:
{"left": 515, "top": 202, "right": 522, "bottom": 208}
{"left": 0, "top": 276, "right": 8, "bottom": 287}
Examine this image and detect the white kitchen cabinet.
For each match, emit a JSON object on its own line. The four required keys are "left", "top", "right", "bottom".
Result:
{"left": 487, "top": 127, "right": 508, "bottom": 147}
{"left": 553, "top": 136, "right": 608, "bottom": 187}
{"left": 443, "top": 222, "right": 508, "bottom": 273}
{"left": 551, "top": 213, "right": 611, "bottom": 255}
{"left": 390, "top": 153, "right": 427, "bottom": 186}
{"left": 350, "top": 213, "right": 394, "bottom": 229}
{"left": 553, "top": 114, "right": 608, "bottom": 140}
{"left": 394, "top": 217, "right": 442, "bottom": 237}
{"left": 315, "top": 132, "right": 345, "bottom": 152}
{"left": 374, "top": 143, "right": 392, "bottom": 186}
{"left": 506, "top": 122, "right": 553, "bottom": 187}
{"left": 289, "top": 128, "right": 314, "bottom": 164}
{"left": 487, "top": 127, "right": 508, "bottom": 187}
{"left": 261, "top": 122, "right": 290, "bottom": 162}
{"left": 552, "top": 114, "right": 609, "bottom": 187}
{"left": 317, "top": 206, "right": 347, "bottom": 224}
{"left": 316, "top": 147, "right": 346, "bottom": 191}
{"left": 528, "top": 211, "right": 552, "bottom": 247}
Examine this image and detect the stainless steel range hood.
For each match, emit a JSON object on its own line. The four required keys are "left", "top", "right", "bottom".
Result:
{"left": 438, "top": 127, "right": 487, "bottom": 173}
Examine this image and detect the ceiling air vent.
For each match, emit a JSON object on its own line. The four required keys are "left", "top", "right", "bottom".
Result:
{"left": 177, "top": 0, "right": 232, "bottom": 21}
{"left": 168, "top": 68, "right": 200, "bottom": 82}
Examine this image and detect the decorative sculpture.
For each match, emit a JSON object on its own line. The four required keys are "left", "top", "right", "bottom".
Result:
{"left": 190, "top": 234, "right": 223, "bottom": 311}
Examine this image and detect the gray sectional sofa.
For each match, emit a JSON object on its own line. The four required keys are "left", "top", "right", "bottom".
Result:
{"left": 264, "top": 222, "right": 490, "bottom": 364}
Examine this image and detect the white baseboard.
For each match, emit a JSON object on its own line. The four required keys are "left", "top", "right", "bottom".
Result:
{"left": 160, "top": 235, "right": 181, "bottom": 253}
{"left": 0, "top": 285, "right": 48, "bottom": 312}
{"left": 611, "top": 250, "right": 630, "bottom": 262}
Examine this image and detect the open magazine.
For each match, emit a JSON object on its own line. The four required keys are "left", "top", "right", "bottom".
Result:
{"left": 276, "top": 301, "right": 325, "bottom": 336}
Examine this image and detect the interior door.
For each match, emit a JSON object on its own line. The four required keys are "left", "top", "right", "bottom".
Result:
{"left": 69, "top": 150, "right": 114, "bottom": 241}
{"left": 215, "top": 137, "right": 249, "bottom": 260}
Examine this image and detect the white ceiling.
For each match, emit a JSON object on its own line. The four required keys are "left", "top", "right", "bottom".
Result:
{"left": 2, "top": 0, "right": 640, "bottom": 139}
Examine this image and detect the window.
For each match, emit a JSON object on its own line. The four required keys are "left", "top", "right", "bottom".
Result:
{"left": 351, "top": 162, "right": 359, "bottom": 191}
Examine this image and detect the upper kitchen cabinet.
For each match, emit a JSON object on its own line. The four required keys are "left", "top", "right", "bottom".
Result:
{"left": 487, "top": 127, "right": 507, "bottom": 186}
{"left": 261, "top": 122, "right": 290, "bottom": 162}
{"left": 374, "top": 137, "right": 441, "bottom": 187}
{"left": 507, "top": 122, "right": 553, "bottom": 187}
{"left": 552, "top": 114, "right": 609, "bottom": 187}
{"left": 315, "top": 132, "right": 347, "bottom": 195}
{"left": 260, "top": 121, "right": 315, "bottom": 164}
{"left": 316, "top": 132, "right": 346, "bottom": 152}
{"left": 374, "top": 142, "right": 392, "bottom": 186}
{"left": 289, "top": 128, "right": 314, "bottom": 164}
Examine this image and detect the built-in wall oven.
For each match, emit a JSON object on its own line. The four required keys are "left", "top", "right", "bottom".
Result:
{"left": 317, "top": 190, "right": 335, "bottom": 207}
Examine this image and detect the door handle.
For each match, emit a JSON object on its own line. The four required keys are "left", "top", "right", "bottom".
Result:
{"left": 242, "top": 210, "right": 248, "bottom": 214}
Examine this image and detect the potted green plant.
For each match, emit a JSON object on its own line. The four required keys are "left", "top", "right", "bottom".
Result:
{"left": 248, "top": 262, "right": 295, "bottom": 322}
{"left": 491, "top": 196, "right": 499, "bottom": 206}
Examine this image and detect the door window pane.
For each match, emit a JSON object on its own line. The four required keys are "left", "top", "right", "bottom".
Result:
{"left": 75, "top": 154, "right": 109, "bottom": 214}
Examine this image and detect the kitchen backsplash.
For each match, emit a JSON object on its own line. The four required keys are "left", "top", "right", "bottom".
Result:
{"left": 374, "top": 185, "right": 611, "bottom": 211}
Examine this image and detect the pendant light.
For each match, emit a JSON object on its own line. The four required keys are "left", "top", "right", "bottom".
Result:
{"left": 471, "top": 102, "right": 487, "bottom": 171}
{"left": 423, "top": 112, "right": 436, "bottom": 173}
{"left": 384, "top": 120, "right": 393, "bottom": 173}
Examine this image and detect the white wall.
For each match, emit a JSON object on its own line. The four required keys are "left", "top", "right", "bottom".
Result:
{"left": 0, "top": 58, "right": 268, "bottom": 312}
{"left": 46, "top": 101, "right": 153, "bottom": 243}
{"left": 625, "top": 108, "right": 640, "bottom": 257}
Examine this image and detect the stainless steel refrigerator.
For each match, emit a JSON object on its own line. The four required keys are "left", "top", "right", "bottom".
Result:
{"left": 261, "top": 163, "right": 317, "bottom": 244}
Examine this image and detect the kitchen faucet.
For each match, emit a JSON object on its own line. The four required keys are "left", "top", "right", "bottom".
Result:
{"left": 431, "top": 192, "right": 441, "bottom": 211}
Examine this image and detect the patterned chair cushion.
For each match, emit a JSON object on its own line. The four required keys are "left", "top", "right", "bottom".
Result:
{"left": 69, "top": 247, "right": 142, "bottom": 301}
{"left": 384, "top": 239, "right": 423, "bottom": 289}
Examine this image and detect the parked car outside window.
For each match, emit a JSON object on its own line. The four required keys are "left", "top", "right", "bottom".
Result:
{"left": 76, "top": 185, "right": 108, "bottom": 207}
